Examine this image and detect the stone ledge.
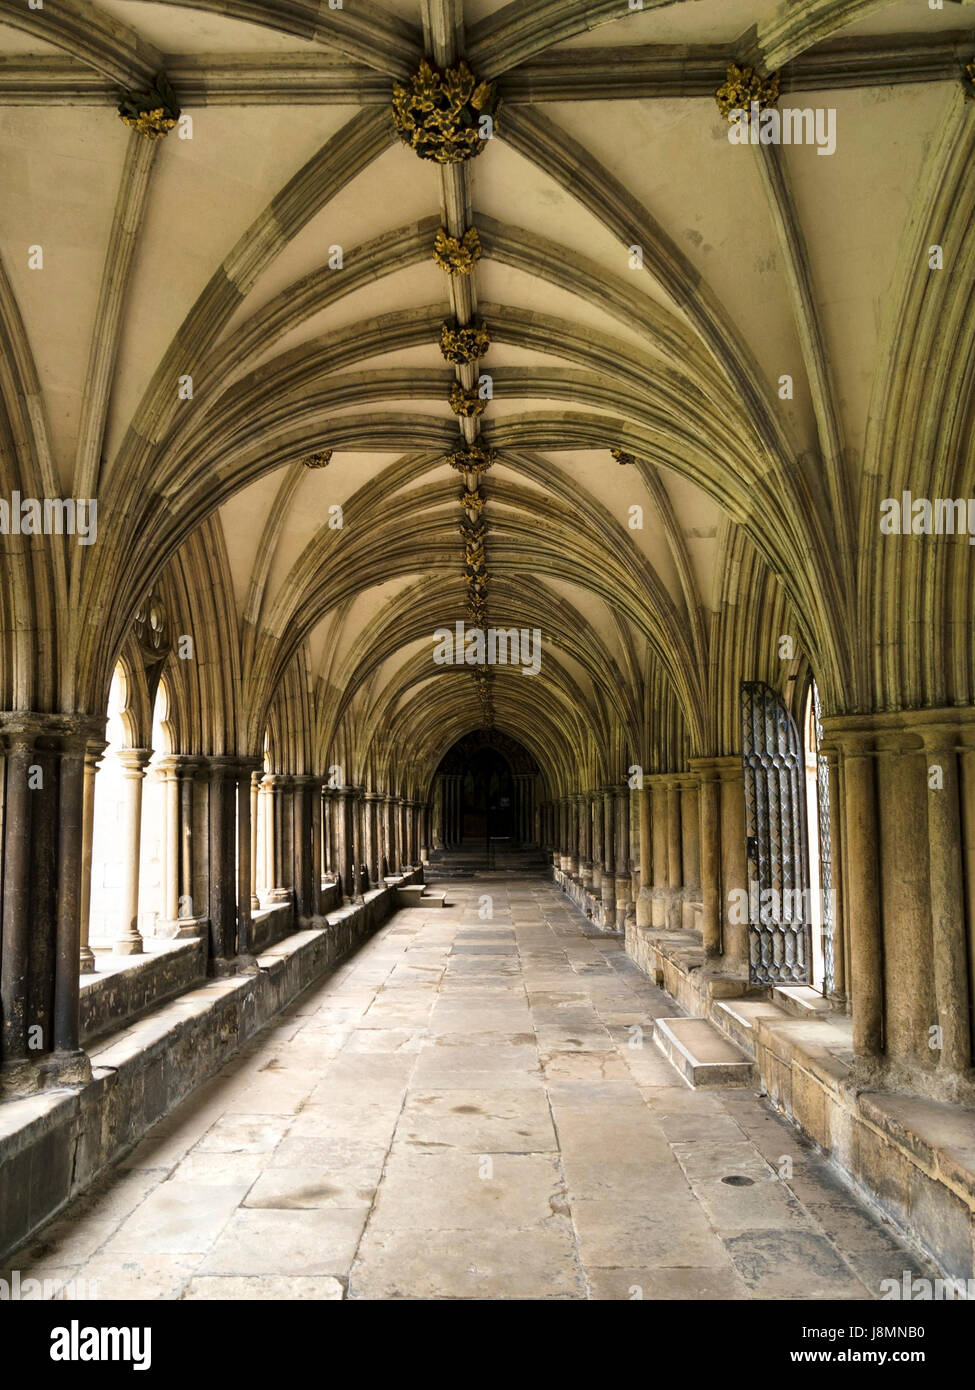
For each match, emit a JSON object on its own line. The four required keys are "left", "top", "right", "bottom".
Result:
{"left": 0, "top": 871, "right": 418, "bottom": 1262}
{"left": 630, "top": 923, "right": 975, "bottom": 1282}
{"left": 79, "top": 938, "right": 207, "bottom": 1046}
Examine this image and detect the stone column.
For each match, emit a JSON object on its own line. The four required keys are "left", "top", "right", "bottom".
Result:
{"left": 250, "top": 770, "right": 261, "bottom": 912}
{"left": 261, "top": 775, "right": 274, "bottom": 897}
{"left": 400, "top": 797, "right": 410, "bottom": 869}
{"left": 717, "top": 756, "right": 748, "bottom": 978}
{"left": 206, "top": 756, "right": 239, "bottom": 972}
{"left": 569, "top": 795, "right": 580, "bottom": 877}
{"left": 601, "top": 788, "right": 616, "bottom": 923}
{"left": 922, "top": 727, "right": 971, "bottom": 1076}
{"left": 292, "top": 774, "right": 314, "bottom": 920}
{"left": 79, "top": 739, "right": 107, "bottom": 972}
{"left": 1, "top": 729, "right": 37, "bottom": 1065}
{"left": 364, "top": 792, "right": 379, "bottom": 887}
{"left": 390, "top": 795, "right": 402, "bottom": 871}
{"left": 615, "top": 784, "right": 631, "bottom": 930}
{"left": 177, "top": 755, "right": 203, "bottom": 930}
{"left": 837, "top": 732, "right": 884, "bottom": 1058}
{"left": 629, "top": 785, "right": 641, "bottom": 915}
{"left": 650, "top": 778, "right": 668, "bottom": 928}
{"left": 382, "top": 794, "right": 394, "bottom": 876}
{"left": 338, "top": 788, "right": 354, "bottom": 901}
{"left": 690, "top": 759, "right": 722, "bottom": 958}
{"left": 351, "top": 789, "right": 365, "bottom": 902}
{"left": 591, "top": 791, "right": 603, "bottom": 893}
{"left": 666, "top": 778, "right": 682, "bottom": 930}
{"left": 265, "top": 774, "right": 291, "bottom": 904}
{"left": 115, "top": 748, "right": 152, "bottom": 955}
{"left": 822, "top": 744, "right": 847, "bottom": 1010}
{"left": 420, "top": 801, "right": 431, "bottom": 864}
{"left": 635, "top": 784, "right": 652, "bottom": 928}
{"left": 236, "top": 761, "right": 256, "bottom": 956}
{"left": 582, "top": 791, "right": 594, "bottom": 890}
{"left": 52, "top": 734, "right": 87, "bottom": 1057}
{"left": 154, "top": 755, "right": 181, "bottom": 931}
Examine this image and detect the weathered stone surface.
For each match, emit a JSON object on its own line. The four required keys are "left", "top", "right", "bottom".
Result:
{"left": 2, "top": 877, "right": 935, "bottom": 1300}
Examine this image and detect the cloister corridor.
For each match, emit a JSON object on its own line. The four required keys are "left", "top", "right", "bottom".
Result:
{"left": 4, "top": 874, "right": 934, "bottom": 1302}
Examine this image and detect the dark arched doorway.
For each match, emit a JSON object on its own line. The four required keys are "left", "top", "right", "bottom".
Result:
{"left": 432, "top": 731, "right": 541, "bottom": 854}
{"left": 463, "top": 747, "right": 513, "bottom": 844}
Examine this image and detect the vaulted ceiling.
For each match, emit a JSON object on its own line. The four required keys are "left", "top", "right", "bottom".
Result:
{"left": 1, "top": 0, "right": 973, "bottom": 791}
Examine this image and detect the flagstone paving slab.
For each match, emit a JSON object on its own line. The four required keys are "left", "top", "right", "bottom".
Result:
{"left": 4, "top": 875, "right": 940, "bottom": 1301}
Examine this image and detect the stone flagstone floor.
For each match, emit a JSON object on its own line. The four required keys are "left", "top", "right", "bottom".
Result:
{"left": 4, "top": 876, "right": 938, "bottom": 1300}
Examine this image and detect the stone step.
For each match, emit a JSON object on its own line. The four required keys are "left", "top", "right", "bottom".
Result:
{"left": 653, "top": 1016, "right": 757, "bottom": 1089}
{"left": 772, "top": 984, "right": 833, "bottom": 1019}
{"left": 712, "top": 997, "right": 791, "bottom": 1058}
{"left": 395, "top": 884, "right": 448, "bottom": 909}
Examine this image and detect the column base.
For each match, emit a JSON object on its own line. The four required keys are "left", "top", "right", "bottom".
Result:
{"left": 207, "top": 957, "right": 239, "bottom": 979}
{"left": 79, "top": 947, "right": 97, "bottom": 975}
{"left": 172, "top": 915, "right": 207, "bottom": 940}
{"left": 1, "top": 1048, "right": 92, "bottom": 1098}
{"left": 113, "top": 936, "right": 143, "bottom": 956}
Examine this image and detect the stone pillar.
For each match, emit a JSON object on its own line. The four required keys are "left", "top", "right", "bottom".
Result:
{"left": 364, "top": 792, "right": 380, "bottom": 887}
{"left": 338, "top": 788, "right": 354, "bottom": 901}
{"left": 629, "top": 785, "right": 640, "bottom": 916}
{"left": 615, "top": 783, "right": 631, "bottom": 930}
{"left": 837, "top": 732, "right": 884, "bottom": 1058}
{"left": 582, "top": 791, "right": 594, "bottom": 890}
{"left": 52, "top": 734, "right": 87, "bottom": 1058}
{"left": 636, "top": 784, "right": 652, "bottom": 928}
{"left": 591, "top": 791, "right": 603, "bottom": 893}
{"left": 236, "top": 760, "right": 258, "bottom": 956}
{"left": 690, "top": 758, "right": 722, "bottom": 958}
{"left": 352, "top": 790, "right": 365, "bottom": 902}
{"left": 293, "top": 775, "right": 316, "bottom": 920}
{"left": 206, "top": 756, "right": 239, "bottom": 973}
{"left": 666, "top": 778, "right": 682, "bottom": 930}
{"left": 261, "top": 775, "right": 274, "bottom": 897}
{"left": 79, "top": 739, "right": 107, "bottom": 972}
{"left": 115, "top": 748, "right": 152, "bottom": 955}
{"left": 650, "top": 779, "right": 668, "bottom": 928}
{"left": 922, "top": 727, "right": 971, "bottom": 1077}
{"left": 250, "top": 770, "right": 261, "bottom": 912}
{"left": 823, "top": 745, "right": 847, "bottom": 1010}
{"left": 382, "top": 794, "right": 394, "bottom": 876}
{"left": 601, "top": 787, "right": 616, "bottom": 923}
{"left": 150, "top": 755, "right": 181, "bottom": 934}
{"left": 680, "top": 778, "right": 701, "bottom": 913}
{"left": 1, "top": 729, "right": 37, "bottom": 1065}
{"left": 420, "top": 801, "right": 431, "bottom": 865}
{"left": 400, "top": 797, "right": 410, "bottom": 869}
{"left": 569, "top": 795, "right": 580, "bottom": 877}
{"left": 717, "top": 756, "right": 748, "bottom": 978}
{"left": 177, "top": 755, "right": 204, "bottom": 931}
{"left": 265, "top": 774, "right": 291, "bottom": 904}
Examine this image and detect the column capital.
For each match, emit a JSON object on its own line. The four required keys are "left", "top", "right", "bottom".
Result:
{"left": 204, "top": 754, "right": 242, "bottom": 781}
{"left": 263, "top": 771, "right": 292, "bottom": 789}
{"left": 117, "top": 747, "right": 153, "bottom": 775}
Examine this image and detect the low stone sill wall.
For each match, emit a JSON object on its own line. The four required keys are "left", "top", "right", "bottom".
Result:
{"left": 629, "top": 921, "right": 975, "bottom": 1284}
{"left": 80, "top": 939, "right": 208, "bottom": 1046}
{"left": 0, "top": 870, "right": 420, "bottom": 1261}
{"left": 551, "top": 866, "right": 619, "bottom": 932}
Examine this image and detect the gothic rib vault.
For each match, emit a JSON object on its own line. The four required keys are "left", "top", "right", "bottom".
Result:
{"left": 2, "top": 0, "right": 975, "bottom": 1295}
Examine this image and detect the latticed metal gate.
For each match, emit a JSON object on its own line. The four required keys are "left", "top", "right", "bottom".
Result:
{"left": 740, "top": 681, "right": 811, "bottom": 985}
